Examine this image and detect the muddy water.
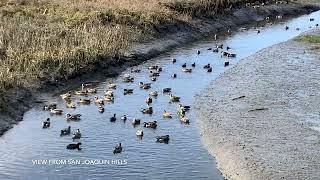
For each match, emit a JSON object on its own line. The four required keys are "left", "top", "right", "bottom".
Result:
{"left": 0, "top": 11, "right": 319, "bottom": 180}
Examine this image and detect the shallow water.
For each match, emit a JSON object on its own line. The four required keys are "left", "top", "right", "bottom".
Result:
{"left": 0, "top": 11, "right": 319, "bottom": 180}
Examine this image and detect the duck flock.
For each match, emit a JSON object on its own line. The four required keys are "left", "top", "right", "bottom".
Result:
{"left": 41, "top": 16, "right": 318, "bottom": 154}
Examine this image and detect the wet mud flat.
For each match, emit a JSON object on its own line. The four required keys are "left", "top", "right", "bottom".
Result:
{"left": 196, "top": 29, "right": 320, "bottom": 179}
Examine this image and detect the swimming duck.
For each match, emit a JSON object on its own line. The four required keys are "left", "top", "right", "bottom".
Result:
{"left": 172, "top": 58, "right": 177, "bottom": 63}
{"left": 86, "top": 88, "right": 97, "bottom": 94}
{"left": 150, "top": 77, "right": 157, "bottom": 82}
{"left": 66, "top": 142, "right": 82, "bottom": 150}
{"left": 66, "top": 102, "right": 76, "bottom": 109}
{"left": 104, "top": 95, "right": 114, "bottom": 102}
{"left": 131, "top": 68, "right": 141, "bottom": 73}
{"left": 191, "top": 62, "right": 196, "bottom": 67}
{"left": 257, "top": 30, "right": 261, "bottom": 34}
{"left": 79, "top": 98, "right": 91, "bottom": 105}
{"left": 197, "top": 50, "right": 200, "bottom": 55}
{"left": 122, "top": 74, "right": 134, "bottom": 82}
{"left": 132, "top": 118, "right": 141, "bottom": 126}
{"left": 217, "top": 44, "right": 223, "bottom": 49}
{"left": 42, "top": 118, "right": 50, "bottom": 128}
{"left": 75, "top": 90, "right": 88, "bottom": 96}
{"left": 180, "top": 116, "right": 190, "bottom": 124}
{"left": 207, "top": 48, "right": 212, "bottom": 50}
{"left": 60, "top": 126, "right": 71, "bottom": 136}
{"left": 285, "top": 26, "right": 289, "bottom": 30}
{"left": 310, "top": 18, "right": 315, "bottom": 21}
{"left": 171, "top": 74, "right": 177, "bottom": 78}
{"left": 124, "top": 89, "right": 133, "bottom": 95}
{"left": 145, "top": 97, "right": 152, "bottom": 105}
{"left": 149, "top": 71, "right": 160, "bottom": 77}
{"left": 136, "top": 130, "right": 144, "bottom": 137}
{"left": 66, "top": 113, "right": 81, "bottom": 121}
{"left": 213, "top": 48, "right": 219, "bottom": 53}
{"left": 148, "top": 65, "right": 158, "bottom": 70}
{"left": 207, "top": 67, "right": 212, "bottom": 72}
{"left": 226, "top": 46, "right": 231, "bottom": 50}
{"left": 108, "top": 83, "right": 117, "bottom": 89}
{"left": 43, "top": 103, "right": 57, "bottom": 111}
{"left": 203, "top": 64, "right": 211, "bottom": 69}
{"left": 169, "top": 94, "right": 180, "bottom": 102}
{"left": 149, "top": 91, "right": 158, "bottom": 97}
{"left": 224, "top": 61, "right": 230, "bottom": 67}
{"left": 162, "top": 88, "right": 171, "bottom": 93}
{"left": 178, "top": 104, "right": 191, "bottom": 111}
{"left": 50, "top": 109, "right": 63, "bottom": 115}
{"left": 163, "top": 110, "right": 172, "bottom": 118}
{"left": 182, "top": 63, "right": 187, "bottom": 68}
{"left": 156, "top": 135, "right": 170, "bottom": 143}
{"left": 94, "top": 96, "right": 104, "bottom": 105}
{"left": 98, "top": 106, "right": 105, "bottom": 113}
{"left": 72, "top": 129, "right": 81, "bottom": 139}
{"left": 110, "top": 114, "right": 117, "bottom": 122}
{"left": 139, "top": 82, "right": 151, "bottom": 89}
{"left": 156, "top": 67, "right": 163, "bottom": 72}
{"left": 105, "top": 90, "right": 114, "bottom": 97}
{"left": 113, "top": 143, "right": 122, "bottom": 154}
{"left": 182, "top": 68, "right": 192, "bottom": 73}
{"left": 141, "top": 107, "right": 153, "bottom": 114}
{"left": 121, "top": 115, "right": 127, "bottom": 122}
{"left": 60, "top": 91, "right": 72, "bottom": 100}
{"left": 143, "top": 121, "right": 157, "bottom": 128}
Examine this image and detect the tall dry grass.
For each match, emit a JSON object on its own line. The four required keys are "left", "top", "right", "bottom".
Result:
{"left": 0, "top": 0, "right": 258, "bottom": 94}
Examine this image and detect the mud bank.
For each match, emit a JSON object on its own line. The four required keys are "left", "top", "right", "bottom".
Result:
{"left": 196, "top": 29, "right": 320, "bottom": 179}
{"left": 0, "top": 3, "right": 319, "bottom": 136}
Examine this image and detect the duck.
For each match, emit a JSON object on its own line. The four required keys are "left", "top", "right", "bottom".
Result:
{"left": 163, "top": 110, "right": 172, "bottom": 118}
{"left": 149, "top": 91, "right": 158, "bottom": 97}
{"left": 86, "top": 88, "right": 97, "bottom": 94}
{"left": 191, "top": 62, "right": 196, "bottom": 67}
{"left": 132, "top": 118, "right": 141, "bottom": 126}
{"left": 171, "top": 74, "right": 177, "bottom": 78}
{"left": 72, "top": 129, "right": 81, "bottom": 139}
{"left": 124, "top": 89, "right": 133, "bottom": 95}
{"left": 121, "top": 115, "right": 127, "bottom": 122}
{"left": 148, "top": 65, "right": 158, "bottom": 70}
{"left": 150, "top": 77, "right": 157, "bottom": 82}
{"left": 108, "top": 83, "right": 117, "bottom": 89}
{"left": 110, "top": 114, "right": 117, "bottom": 122}
{"left": 136, "top": 130, "right": 144, "bottom": 137}
{"left": 79, "top": 98, "right": 91, "bottom": 105}
{"left": 179, "top": 104, "right": 191, "bottom": 111}
{"left": 81, "top": 83, "right": 93, "bottom": 89}
{"left": 156, "top": 135, "right": 170, "bottom": 143}
{"left": 207, "top": 67, "right": 212, "bottom": 72}
{"left": 310, "top": 18, "right": 315, "bottom": 21}
{"left": 156, "top": 67, "right": 162, "bottom": 72}
{"left": 113, "top": 143, "right": 122, "bottom": 154}
{"left": 139, "top": 82, "right": 151, "bottom": 89}
{"left": 66, "top": 113, "right": 81, "bottom": 121}
{"left": 75, "top": 90, "right": 88, "bottom": 96}
{"left": 226, "top": 46, "right": 231, "bottom": 50}
{"left": 131, "top": 68, "right": 141, "bottom": 73}
{"left": 42, "top": 118, "right": 50, "bottom": 128}
{"left": 182, "top": 63, "right": 187, "bottom": 68}
{"left": 141, "top": 107, "right": 153, "bottom": 114}
{"left": 66, "top": 142, "right": 82, "bottom": 150}
{"left": 143, "top": 121, "right": 157, "bottom": 128}
{"left": 197, "top": 50, "right": 200, "bottom": 55}
{"left": 217, "top": 44, "right": 223, "bottom": 49}
{"left": 182, "top": 68, "right": 192, "bottom": 73}
{"left": 66, "top": 102, "right": 76, "bottom": 109}
{"left": 60, "top": 91, "right": 72, "bottom": 100}
{"left": 224, "top": 61, "right": 230, "bottom": 67}
{"left": 43, "top": 103, "right": 57, "bottom": 111}
{"left": 163, "top": 88, "right": 172, "bottom": 93}
{"left": 50, "top": 109, "right": 63, "bottom": 115}
{"left": 207, "top": 47, "right": 212, "bottom": 50}
{"left": 180, "top": 116, "right": 190, "bottom": 124}
{"left": 105, "top": 90, "right": 114, "bottom": 97}
{"left": 98, "top": 105, "right": 105, "bottom": 113}
{"left": 104, "top": 95, "right": 114, "bottom": 102}
{"left": 257, "top": 30, "right": 261, "bottom": 34}
{"left": 213, "top": 48, "right": 219, "bottom": 53}
{"left": 149, "top": 71, "right": 160, "bottom": 77}
{"left": 145, "top": 97, "right": 152, "bottom": 105}
{"left": 285, "top": 26, "right": 289, "bottom": 30}
{"left": 172, "top": 58, "right": 177, "bottom": 63}
{"left": 60, "top": 126, "right": 71, "bottom": 136}
{"left": 169, "top": 94, "right": 180, "bottom": 102}
{"left": 122, "top": 76, "right": 134, "bottom": 83}
{"left": 203, "top": 63, "right": 211, "bottom": 69}
{"left": 94, "top": 96, "right": 104, "bottom": 105}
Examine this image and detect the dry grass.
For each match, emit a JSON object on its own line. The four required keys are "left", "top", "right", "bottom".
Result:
{"left": 0, "top": 0, "right": 259, "bottom": 94}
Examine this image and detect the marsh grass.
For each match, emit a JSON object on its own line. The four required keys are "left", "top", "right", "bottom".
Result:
{"left": 0, "top": 0, "right": 260, "bottom": 95}
{"left": 297, "top": 35, "right": 320, "bottom": 43}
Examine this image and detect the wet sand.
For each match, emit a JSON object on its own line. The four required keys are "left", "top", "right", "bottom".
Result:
{"left": 196, "top": 30, "right": 320, "bottom": 179}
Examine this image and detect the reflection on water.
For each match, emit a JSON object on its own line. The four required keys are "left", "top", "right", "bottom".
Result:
{"left": 0, "top": 11, "right": 319, "bottom": 180}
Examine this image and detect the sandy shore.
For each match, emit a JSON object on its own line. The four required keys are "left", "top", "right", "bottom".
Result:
{"left": 196, "top": 30, "right": 320, "bottom": 179}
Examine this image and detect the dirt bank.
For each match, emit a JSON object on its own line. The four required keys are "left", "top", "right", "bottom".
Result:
{"left": 0, "top": 3, "right": 318, "bottom": 136}
{"left": 196, "top": 29, "right": 320, "bottom": 179}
